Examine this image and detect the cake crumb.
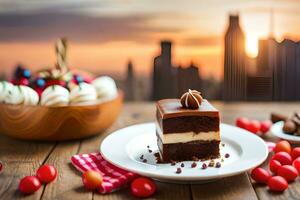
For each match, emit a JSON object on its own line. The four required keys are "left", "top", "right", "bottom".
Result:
{"left": 201, "top": 163, "right": 207, "bottom": 169}
{"left": 148, "top": 149, "right": 152, "bottom": 153}
{"left": 181, "top": 163, "right": 185, "bottom": 168}
{"left": 208, "top": 160, "right": 215, "bottom": 167}
{"left": 191, "top": 162, "right": 197, "bottom": 168}
{"left": 221, "top": 158, "right": 224, "bottom": 162}
{"left": 176, "top": 168, "right": 182, "bottom": 174}
{"left": 222, "top": 143, "right": 225, "bottom": 147}
{"left": 225, "top": 153, "right": 230, "bottom": 158}
{"left": 140, "top": 155, "right": 144, "bottom": 160}
{"left": 170, "top": 160, "right": 176, "bottom": 166}
{"left": 142, "top": 159, "right": 147, "bottom": 163}
{"left": 147, "top": 145, "right": 150, "bottom": 148}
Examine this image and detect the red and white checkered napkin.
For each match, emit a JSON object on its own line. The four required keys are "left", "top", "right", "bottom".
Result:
{"left": 71, "top": 152, "right": 138, "bottom": 194}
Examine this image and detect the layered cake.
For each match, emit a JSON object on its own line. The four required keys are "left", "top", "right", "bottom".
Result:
{"left": 156, "top": 90, "right": 220, "bottom": 162}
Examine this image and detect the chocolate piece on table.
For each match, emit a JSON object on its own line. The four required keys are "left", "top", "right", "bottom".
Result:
{"left": 271, "top": 112, "right": 288, "bottom": 123}
{"left": 283, "top": 120, "right": 297, "bottom": 133}
{"left": 156, "top": 97, "right": 220, "bottom": 162}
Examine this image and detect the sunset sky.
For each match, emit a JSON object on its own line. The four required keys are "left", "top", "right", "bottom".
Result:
{"left": 0, "top": 0, "right": 300, "bottom": 80}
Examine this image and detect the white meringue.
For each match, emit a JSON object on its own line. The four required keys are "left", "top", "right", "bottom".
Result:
{"left": 92, "top": 76, "right": 118, "bottom": 101}
{"left": 41, "top": 85, "right": 70, "bottom": 106}
{"left": 0, "top": 81, "right": 14, "bottom": 103}
{"left": 4, "top": 85, "right": 39, "bottom": 105}
{"left": 70, "top": 82, "right": 97, "bottom": 104}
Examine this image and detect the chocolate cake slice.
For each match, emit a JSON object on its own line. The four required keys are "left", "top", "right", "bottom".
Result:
{"left": 156, "top": 90, "right": 220, "bottom": 162}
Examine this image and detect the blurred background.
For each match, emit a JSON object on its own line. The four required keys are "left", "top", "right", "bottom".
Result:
{"left": 0, "top": 0, "right": 300, "bottom": 101}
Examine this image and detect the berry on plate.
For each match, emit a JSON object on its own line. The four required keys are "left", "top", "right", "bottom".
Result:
{"left": 82, "top": 170, "right": 103, "bottom": 190}
{"left": 274, "top": 140, "right": 291, "bottom": 154}
{"left": 250, "top": 167, "right": 271, "bottom": 184}
{"left": 130, "top": 177, "right": 157, "bottom": 198}
{"left": 271, "top": 152, "right": 292, "bottom": 165}
{"left": 36, "top": 165, "right": 57, "bottom": 183}
{"left": 291, "top": 147, "right": 300, "bottom": 160}
{"left": 267, "top": 176, "right": 288, "bottom": 192}
{"left": 269, "top": 159, "right": 282, "bottom": 174}
{"left": 19, "top": 176, "right": 41, "bottom": 194}
{"left": 236, "top": 117, "right": 250, "bottom": 129}
{"left": 277, "top": 165, "right": 298, "bottom": 182}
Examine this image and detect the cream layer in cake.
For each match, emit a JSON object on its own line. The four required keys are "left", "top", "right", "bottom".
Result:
{"left": 156, "top": 122, "right": 220, "bottom": 144}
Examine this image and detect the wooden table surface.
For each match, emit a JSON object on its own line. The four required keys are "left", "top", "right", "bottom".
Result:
{"left": 1, "top": 102, "right": 300, "bottom": 200}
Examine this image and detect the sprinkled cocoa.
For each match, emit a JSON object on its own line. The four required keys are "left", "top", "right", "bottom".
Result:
{"left": 176, "top": 168, "right": 182, "bottom": 174}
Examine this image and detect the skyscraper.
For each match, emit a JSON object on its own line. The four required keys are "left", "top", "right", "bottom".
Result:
{"left": 124, "top": 60, "right": 135, "bottom": 101}
{"left": 224, "top": 15, "right": 246, "bottom": 101}
{"left": 152, "top": 41, "right": 177, "bottom": 100}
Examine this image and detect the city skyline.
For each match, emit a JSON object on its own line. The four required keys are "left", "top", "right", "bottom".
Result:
{"left": 1, "top": 0, "right": 300, "bottom": 80}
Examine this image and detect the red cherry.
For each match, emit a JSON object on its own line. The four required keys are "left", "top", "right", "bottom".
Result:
{"left": 277, "top": 165, "right": 298, "bottom": 182}
{"left": 271, "top": 152, "right": 293, "bottom": 165}
{"left": 269, "top": 159, "right": 282, "bottom": 174}
{"left": 130, "top": 177, "right": 156, "bottom": 198}
{"left": 82, "top": 170, "right": 103, "bottom": 190}
{"left": 292, "top": 158, "right": 300, "bottom": 173}
{"left": 19, "top": 176, "right": 41, "bottom": 194}
{"left": 268, "top": 176, "right": 288, "bottom": 192}
{"left": 235, "top": 117, "right": 250, "bottom": 129}
{"left": 260, "top": 120, "right": 272, "bottom": 134}
{"left": 274, "top": 140, "right": 292, "bottom": 154}
{"left": 291, "top": 147, "right": 300, "bottom": 160}
{"left": 250, "top": 167, "right": 271, "bottom": 184}
{"left": 246, "top": 120, "right": 261, "bottom": 134}
{"left": 45, "top": 79, "right": 65, "bottom": 87}
{"left": 36, "top": 165, "right": 57, "bottom": 183}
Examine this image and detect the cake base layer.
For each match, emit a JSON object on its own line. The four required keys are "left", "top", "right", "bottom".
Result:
{"left": 157, "top": 135, "right": 220, "bottom": 162}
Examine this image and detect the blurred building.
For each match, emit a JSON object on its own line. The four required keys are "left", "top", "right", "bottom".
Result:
{"left": 152, "top": 41, "right": 203, "bottom": 100}
{"left": 124, "top": 60, "right": 136, "bottom": 101}
{"left": 223, "top": 15, "right": 246, "bottom": 101}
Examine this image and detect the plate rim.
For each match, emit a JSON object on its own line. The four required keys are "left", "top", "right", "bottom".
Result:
{"left": 271, "top": 121, "right": 300, "bottom": 142}
{"left": 100, "top": 122, "right": 268, "bottom": 181}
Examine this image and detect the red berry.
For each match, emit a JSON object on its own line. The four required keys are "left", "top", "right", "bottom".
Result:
{"left": 45, "top": 79, "right": 65, "bottom": 87}
{"left": 15, "top": 78, "right": 29, "bottom": 86}
{"left": 260, "top": 120, "right": 272, "bottom": 134}
{"left": 236, "top": 117, "right": 250, "bottom": 129}
{"left": 274, "top": 140, "right": 292, "bottom": 154}
{"left": 250, "top": 167, "right": 271, "bottom": 184}
{"left": 267, "top": 176, "right": 288, "bottom": 192}
{"left": 82, "top": 170, "right": 103, "bottom": 190}
{"left": 277, "top": 165, "right": 298, "bottom": 182}
{"left": 19, "top": 176, "right": 41, "bottom": 194}
{"left": 292, "top": 158, "right": 300, "bottom": 173}
{"left": 291, "top": 147, "right": 300, "bottom": 160}
{"left": 131, "top": 177, "right": 156, "bottom": 198}
{"left": 271, "top": 152, "right": 293, "bottom": 165}
{"left": 269, "top": 159, "right": 282, "bottom": 174}
{"left": 246, "top": 120, "right": 261, "bottom": 134}
{"left": 36, "top": 165, "right": 57, "bottom": 183}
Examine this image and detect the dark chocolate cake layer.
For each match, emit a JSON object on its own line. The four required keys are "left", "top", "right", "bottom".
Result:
{"left": 157, "top": 113, "right": 220, "bottom": 133}
{"left": 157, "top": 135, "right": 220, "bottom": 162}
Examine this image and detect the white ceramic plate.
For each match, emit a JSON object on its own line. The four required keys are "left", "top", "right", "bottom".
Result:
{"left": 271, "top": 121, "right": 300, "bottom": 143}
{"left": 100, "top": 123, "right": 268, "bottom": 183}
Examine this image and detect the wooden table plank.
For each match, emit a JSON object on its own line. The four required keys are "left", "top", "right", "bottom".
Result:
{"left": 0, "top": 135, "right": 55, "bottom": 200}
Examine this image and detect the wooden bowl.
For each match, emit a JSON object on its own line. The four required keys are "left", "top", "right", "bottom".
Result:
{"left": 0, "top": 91, "right": 123, "bottom": 141}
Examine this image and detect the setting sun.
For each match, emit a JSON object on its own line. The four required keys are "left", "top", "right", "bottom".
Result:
{"left": 245, "top": 36, "right": 258, "bottom": 58}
